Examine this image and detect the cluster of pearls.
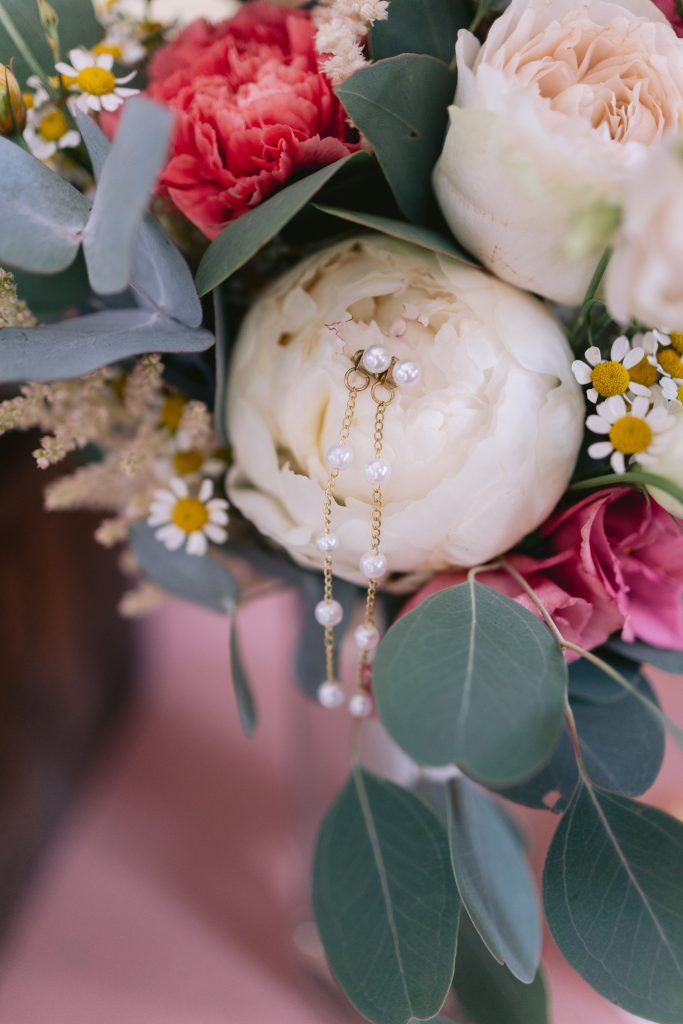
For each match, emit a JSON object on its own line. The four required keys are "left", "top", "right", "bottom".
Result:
{"left": 315, "top": 341, "right": 421, "bottom": 716}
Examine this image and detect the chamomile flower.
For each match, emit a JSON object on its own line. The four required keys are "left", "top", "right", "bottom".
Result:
{"left": 55, "top": 49, "right": 138, "bottom": 113}
{"left": 148, "top": 478, "right": 229, "bottom": 557}
{"left": 586, "top": 395, "right": 674, "bottom": 474}
{"left": 92, "top": 26, "right": 146, "bottom": 66}
{"left": 572, "top": 336, "right": 648, "bottom": 403}
{"left": 659, "top": 376, "right": 683, "bottom": 405}
{"left": 155, "top": 442, "right": 228, "bottom": 484}
{"left": 23, "top": 100, "right": 80, "bottom": 160}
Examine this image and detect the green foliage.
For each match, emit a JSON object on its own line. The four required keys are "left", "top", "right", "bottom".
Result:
{"left": 372, "top": 582, "right": 567, "bottom": 785}
{"left": 230, "top": 613, "right": 258, "bottom": 737}
{"left": 313, "top": 768, "right": 459, "bottom": 1024}
{"left": 314, "top": 206, "right": 474, "bottom": 263}
{"left": 453, "top": 914, "right": 548, "bottom": 1024}
{"left": 544, "top": 784, "right": 683, "bottom": 1022}
{"left": 607, "top": 636, "right": 683, "bottom": 675}
{"left": 0, "top": 0, "right": 100, "bottom": 82}
{"left": 446, "top": 778, "right": 541, "bottom": 982}
{"left": 336, "top": 55, "right": 456, "bottom": 224}
{"left": 195, "top": 154, "right": 369, "bottom": 295}
{"left": 370, "top": 0, "right": 471, "bottom": 64}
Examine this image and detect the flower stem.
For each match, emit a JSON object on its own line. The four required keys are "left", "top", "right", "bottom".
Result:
{"left": 569, "top": 471, "right": 683, "bottom": 510}
{"left": 0, "top": 2, "right": 52, "bottom": 92}
{"left": 568, "top": 247, "right": 611, "bottom": 352}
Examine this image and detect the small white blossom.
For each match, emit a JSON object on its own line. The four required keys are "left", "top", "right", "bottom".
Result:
{"left": 56, "top": 48, "right": 138, "bottom": 113}
{"left": 586, "top": 395, "right": 674, "bottom": 474}
{"left": 148, "top": 478, "right": 229, "bottom": 557}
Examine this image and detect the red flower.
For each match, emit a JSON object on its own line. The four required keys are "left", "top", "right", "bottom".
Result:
{"left": 652, "top": 0, "right": 683, "bottom": 35}
{"left": 146, "top": 2, "right": 358, "bottom": 239}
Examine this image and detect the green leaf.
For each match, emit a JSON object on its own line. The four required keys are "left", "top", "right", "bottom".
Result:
{"left": 567, "top": 649, "right": 642, "bottom": 703}
{"left": 313, "top": 767, "right": 459, "bottom": 1024}
{"left": 0, "top": 0, "right": 100, "bottom": 81}
{"left": 0, "top": 309, "right": 213, "bottom": 383}
{"left": 453, "top": 915, "right": 548, "bottom": 1024}
{"left": 370, "top": 0, "right": 470, "bottom": 64}
{"left": 129, "top": 523, "right": 237, "bottom": 615}
{"left": 230, "top": 613, "right": 257, "bottom": 737}
{"left": 83, "top": 99, "right": 173, "bottom": 296}
{"left": 13, "top": 253, "right": 91, "bottom": 320}
{"left": 372, "top": 582, "right": 567, "bottom": 786}
{"left": 195, "top": 154, "right": 367, "bottom": 295}
{"left": 446, "top": 778, "right": 540, "bottom": 983}
{"left": 314, "top": 206, "right": 475, "bottom": 263}
{"left": 544, "top": 784, "right": 683, "bottom": 1023}
{"left": 0, "top": 136, "right": 89, "bottom": 274}
{"left": 336, "top": 56, "right": 456, "bottom": 224}
{"left": 607, "top": 636, "right": 683, "bottom": 675}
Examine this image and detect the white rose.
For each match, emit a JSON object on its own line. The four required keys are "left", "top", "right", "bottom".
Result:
{"left": 226, "top": 235, "right": 584, "bottom": 587}
{"left": 646, "top": 412, "right": 683, "bottom": 516}
{"left": 433, "top": 0, "right": 683, "bottom": 307}
{"left": 606, "top": 138, "right": 683, "bottom": 328}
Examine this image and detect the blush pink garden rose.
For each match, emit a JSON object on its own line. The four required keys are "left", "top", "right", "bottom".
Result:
{"left": 145, "top": 1, "right": 358, "bottom": 239}
{"left": 542, "top": 487, "right": 683, "bottom": 649}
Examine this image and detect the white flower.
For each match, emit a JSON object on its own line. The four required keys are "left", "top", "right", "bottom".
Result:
{"left": 148, "top": 478, "right": 229, "bottom": 557}
{"left": 572, "top": 336, "right": 648, "bottom": 404}
{"left": 56, "top": 48, "right": 138, "bottom": 113}
{"left": 23, "top": 100, "right": 80, "bottom": 161}
{"left": 154, "top": 441, "right": 228, "bottom": 484}
{"left": 645, "top": 411, "right": 683, "bottom": 514}
{"left": 225, "top": 235, "right": 584, "bottom": 587}
{"left": 433, "top": 0, "right": 683, "bottom": 307}
{"left": 586, "top": 394, "right": 674, "bottom": 474}
{"left": 92, "top": 27, "right": 146, "bottom": 66}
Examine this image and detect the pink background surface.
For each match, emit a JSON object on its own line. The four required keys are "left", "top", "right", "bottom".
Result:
{"left": 0, "top": 591, "right": 681, "bottom": 1024}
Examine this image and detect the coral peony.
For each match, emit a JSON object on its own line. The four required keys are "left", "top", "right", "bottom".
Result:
{"left": 543, "top": 487, "right": 683, "bottom": 649}
{"left": 145, "top": 1, "right": 358, "bottom": 239}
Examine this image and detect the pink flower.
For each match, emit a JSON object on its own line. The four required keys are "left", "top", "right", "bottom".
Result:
{"left": 543, "top": 487, "right": 683, "bottom": 650}
{"left": 403, "top": 553, "right": 621, "bottom": 660}
{"left": 652, "top": 0, "right": 683, "bottom": 35}
{"left": 145, "top": 2, "right": 358, "bottom": 239}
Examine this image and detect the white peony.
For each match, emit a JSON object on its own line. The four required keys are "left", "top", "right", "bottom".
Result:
{"left": 433, "top": 0, "right": 683, "bottom": 307}
{"left": 606, "top": 137, "right": 683, "bottom": 328}
{"left": 226, "top": 235, "right": 584, "bottom": 587}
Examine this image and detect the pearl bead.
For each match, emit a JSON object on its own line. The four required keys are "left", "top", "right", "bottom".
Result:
{"left": 315, "top": 600, "right": 344, "bottom": 627}
{"left": 316, "top": 532, "right": 339, "bottom": 553}
{"left": 318, "top": 680, "right": 345, "bottom": 709}
{"left": 364, "top": 459, "right": 391, "bottom": 485}
{"left": 360, "top": 551, "right": 388, "bottom": 580}
{"left": 349, "top": 693, "right": 374, "bottom": 718}
{"left": 327, "top": 444, "right": 353, "bottom": 470}
{"left": 363, "top": 345, "right": 392, "bottom": 374}
{"left": 394, "top": 360, "right": 421, "bottom": 385}
{"left": 354, "top": 624, "right": 380, "bottom": 651}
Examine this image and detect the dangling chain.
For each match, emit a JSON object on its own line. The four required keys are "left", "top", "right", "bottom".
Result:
{"left": 316, "top": 345, "right": 420, "bottom": 717}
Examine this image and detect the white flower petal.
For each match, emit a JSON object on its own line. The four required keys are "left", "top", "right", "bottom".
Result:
{"left": 611, "top": 336, "right": 629, "bottom": 362}
{"left": 586, "top": 415, "right": 610, "bottom": 434}
{"left": 100, "top": 93, "right": 122, "bottom": 112}
{"left": 572, "top": 360, "right": 592, "bottom": 384}
{"left": 86, "top": 95, "right": 102, "bottom": 112}
{"left": 116, "top": 71, "right": 138, "bottom": 85}
{"left": 623, "top": 347, "right": 644, "bottom": 369}
{"left": 610, "top": 452, "right": 626, "bottom": 474}
{"left": 587, "top": 388, "right": 599, "bottom": 403}
{"left": 170, "top": 477, "right": 188, "bottom": 498}
{"left": 585, "top": 347, "right": 602, "bottom": 367}
{"left": 631, "top": 396, "right": 650, "bottom": 418}
{"left": 198, "top": 479, "right": 213, "bottom": 503}
{"left": 207, "top": 510, "right": 229, "bottom": 527}
{"left": 69, "top": 49, "right": 93, "bottom": 70}
{"left": 152, "top": 489, "right": 175, "bottom": 505}
{"left": 606, "top": 395, "right": 627, "bottom": 420}
{"left": 59, "top": 130, "right": 81, "bottom": 149}
{"left": 588, "top": 441, "right": 614, "bottom": 459}
{"left": 156, "top": 524, "right": 185, "bottom": 551}
{"left": 204, "top": 524, "right": 228, "bottom": 545}
{"left": 186, "top": 531, "right": 208, "bottom": 557}
{"left": 96, "top": 52, "right": 115, "bottom": 71}
{"left": 629, "top": 382, "right": 651, "bottom": 396}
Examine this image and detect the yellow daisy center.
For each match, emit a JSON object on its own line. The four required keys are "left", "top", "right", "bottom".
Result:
{"left": 173, "top": 449, "right": 204, "bottom": 476}
{"left": 76, "top": 66, "right": 116, "bottom": 96}
{"left": 678, "top": 384, "right": 683, "bottom": 404}
{"left": 160, "top": 394, "right": 187, "bottom": 432}
{"left": 590, "top": 360, "right": 630, "bottom": 397}
{"left": 171, "top": 497, "right": 209, "bottom": 533}
{"left": 627, "top": 356, "right": 658, "bottom": 387}
{"left": 23, "top": 92, "right": 34, "bottom": 110}
{"left": 659, "top": 347, "right": 683, "bottom": 379}
{"left": 38, "top": 108, "right": 70, "bottom": 141}
{"left": 92, "top": 42, "right": 123, "bottom": 60}
{"left": 669, "top": 332, "right": 683, "bottom": 354}
{"left": 609, "top": 415, "right": 652, "bottom": 455}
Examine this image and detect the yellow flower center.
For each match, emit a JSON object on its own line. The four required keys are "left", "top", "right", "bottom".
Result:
{"left": 23, "top": 92, "right": 34, "bottom": 110}
{"left": 677, "top": 384, "right": 683, "bottom": 404}
{"left": 659, "top": 347, "right": 683, "bottom": 379}
{"left": 173, "top": 449, "right": 204, "bottom": 476}
{"left": 628, "top": 356, "right": 658, "bottom": 387}
{"left": 669, "top": 332, "right": 683, "bottom": 354}
{"left": 609, "top": 415, "right": 652, "bottom": 455}
{"left": 76, "top": 66, "right": 116, "bottom": 96}
{"left": 92, "top": 42, "right": 123, "bottom": 60}
{"left": 590, "top": 360, "right": 630, "bottom": 397}
{"left": 160, "top": 394, "right": 187, "bottom": 433}
{"left": 171, "top": 497, "right": 209, "bottom": 533}
{"left": 38, "top": 108, "right": 70, "bottom": 142}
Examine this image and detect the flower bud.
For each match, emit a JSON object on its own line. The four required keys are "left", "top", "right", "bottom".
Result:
{"left": 0, "top": 64, "right": 26, "bottom": 135}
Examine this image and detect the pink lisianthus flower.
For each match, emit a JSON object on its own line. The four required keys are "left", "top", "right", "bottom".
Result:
{"left": 144, "top": 1, "right": 359, "bottom": 239}
{"left": 403, "top": 553, "right": 622, "bottom": 661}
{"left": 542, "top": 487, "right": 683, "bottom": 650}
{"left": 652, "top": 0, "right": 683, "bottom": 35}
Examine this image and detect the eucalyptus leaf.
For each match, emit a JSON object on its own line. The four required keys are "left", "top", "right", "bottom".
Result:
{"left": 453, "top": 915, "right": 548, "bottom": 1024}
{"left": 567, "top": 650, "right": 642, "bottom": 703}
{"left": 13, "top": 253, "right": 91, "bottom": 320}
{"left": 230, "top": 613, "right": 258, "bottom": 737}
{"left": 314, "top": 206, "right": 474, "bottom": 263}
{"left": 83, "top": 99, "right": 173, "bottom": 296}
{"left": 129, "top": 522, "right": 237, "bottom": 615}
{"left": 196, "top": 154, "right": 367, "bottom": 295}
{"left": 446, "top": 778, "right": 540, "bottom": 983}
{"left": 313, "top": 767, "right": 459, "bottom": 1024}
{"left": 0, "top": 136, "right": 89, "bottom": 274}
{"left": 336, "top": 56, "right": 456, "bottom": 223}
{"left": 370, "top": 0, "right": 470, "bottom": 64}
{"left": 544, "top": 784, "right": 683, "bottom": 1022}
{"left": 0, "top": 0, "right": 100, "bottom": 81}
{"left": 607, "top": 636, "right": 683, "bottom": 675}
{"left": 372, "top": 582, "right": 567, "bottom": 786}
{"left": 0, "top": 309, "right": 213, "bottom": 383}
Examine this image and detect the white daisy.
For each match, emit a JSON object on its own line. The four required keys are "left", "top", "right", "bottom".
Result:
{"left": 91, "top": 26, "right": 146, "bottom": 66}
{"left": 55, "top": 49, "right": 139, "bottom": 113}
{"left": 23, "top": 101, "right": 80, "bottom": 161}
{"left": 572, "top": 336, "right": 647, "bottom": 404}
{"left": 658, "top": 376, "right": 683, "bottom": 406}
{"left": 586, "top": 395, "right": 674, "bottom": 474}
{"left": 154, "top": 442, "right": 228, "bottom": 484}
{"left": 147, "top": 478, "right": 229, "bottom": 557}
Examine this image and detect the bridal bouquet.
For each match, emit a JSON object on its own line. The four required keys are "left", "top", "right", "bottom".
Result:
{"left": 2, "top": 0, "right": 683, "bottom": 1020}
